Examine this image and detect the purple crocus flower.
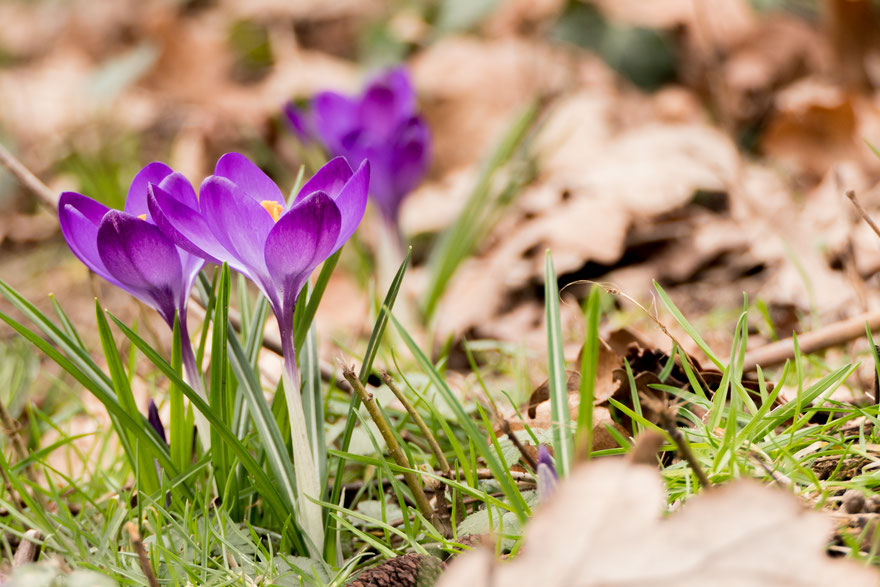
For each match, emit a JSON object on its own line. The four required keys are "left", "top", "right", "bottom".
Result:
{"left": 148, "top": 153, "right": 369, "bottom": 357}
{"left": 59, "top": 163, "right": 212, "bottom": 450}
{"left": 58, "top": 163, "right": 205, "bottom": 329}
{"left": 284, "top": 67, "right": 430, "bottom": 226}
{"left": 148, "top": 152, "right": 369, "bottom": 551}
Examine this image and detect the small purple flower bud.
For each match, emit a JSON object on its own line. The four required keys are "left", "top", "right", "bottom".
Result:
{"left": 147, "top": 399, "right": 166, "bottom": 445}
{"left": 537, "top": 445, "right": 558, "bottom": 502}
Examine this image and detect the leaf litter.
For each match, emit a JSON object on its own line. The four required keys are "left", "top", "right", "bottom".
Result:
{"left": 439, "top": 457, "right": 878, "bottom": 587}
{"left": 7, "top": 0, "right": 880, "bottom": 584}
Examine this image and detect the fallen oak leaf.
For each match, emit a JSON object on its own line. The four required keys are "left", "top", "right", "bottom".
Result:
{"left": 438, "top": 458, "right": 878, "bottom": 586}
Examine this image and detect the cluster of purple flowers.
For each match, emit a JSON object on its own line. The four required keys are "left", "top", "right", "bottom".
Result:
{"left": 57, "top": 67, "right": 428, "bottom": 550}
{"left": 284, "top": 67, "right": 430, "bottom": 226}
{"left": 59, "top": 154, "right": 369, "bottom": 375}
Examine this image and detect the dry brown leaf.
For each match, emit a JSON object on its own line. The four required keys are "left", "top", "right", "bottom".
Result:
{"left": 722, "top": 16, "right": 827, "bottom": 125}
{"left": 436, "top": 117, "right": 740, "bottom": 340}
{"left": 591, "top": 0, "right": 756, "bottom": 52}
{"left": 439, "top": 459, "right": 878, "bottom": 587}
{"left": 762, "top": 78, "right": 862, "bottom": 179}
{"left": 412, "top": 36, "right": 581, "bottom": 174}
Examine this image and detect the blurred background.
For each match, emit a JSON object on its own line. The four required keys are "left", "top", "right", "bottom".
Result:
{"left": 3, "top": 0, "right": 880, "bottom": 372}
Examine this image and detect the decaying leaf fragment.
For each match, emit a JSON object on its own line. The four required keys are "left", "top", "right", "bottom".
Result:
{"left": 438, "top": 459, "right": 878, "bottom": 587}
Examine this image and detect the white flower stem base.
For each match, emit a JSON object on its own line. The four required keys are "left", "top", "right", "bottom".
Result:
{"left": 282, "top": 357, "right": 325, "bottom": 556}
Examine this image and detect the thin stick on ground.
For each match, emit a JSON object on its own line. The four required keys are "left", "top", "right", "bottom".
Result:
{"left": 846, "top": 189, "right": 880, "bottom": 241}
{"left": 0, "top": 142, "right": 58, "bottom": 210}
{"left": 341, "top": 364, "right": 438, "bottom": 528}
{"left": 742, "top": 310, "right": 880, "bottom": 371}
{"left": 641, "top": 393, "right": 712, "bottom": 489}
{"left": 498, "top": 418, "right": 538, "bottom": 471}
{"left": 125, "top": 522, "right": 160, "bottom": 587}
{"left": 380, "top": 371, "right": 450, "bottom": 474}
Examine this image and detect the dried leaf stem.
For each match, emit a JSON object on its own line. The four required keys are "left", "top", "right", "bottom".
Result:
{"left": 125, "top": 522, "right": 160, "bottom": 587}
{"left": 498, "top": 418, "right": 538, "bottom": 471}
{"left": 0, "top": 142, "right": 58, "bottom": 210}
{"left": 642, "top": 393, "right": 712, "bottom": 489}
{"left": 846, "top": 189, "right": 880, "bottom": 240}
{"left": 380, "top": 371, "right": 450, "bottom": 474}
{"left": 341, "top": 365, "right": 437, "bottom": 525}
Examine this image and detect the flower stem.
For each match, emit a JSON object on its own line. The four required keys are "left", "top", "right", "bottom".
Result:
{"left": 179, "top": 320, "right": 211, "bottom": 452}
{"left": 281, "top": 331, "right": 324, "bottom": 556}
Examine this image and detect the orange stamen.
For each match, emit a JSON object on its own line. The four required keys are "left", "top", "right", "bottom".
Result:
{"left": 261, "top": 200, "right": 284, "bottom": 222}
{"left": 138, "top": 213, "right": 147, "bottom": 220}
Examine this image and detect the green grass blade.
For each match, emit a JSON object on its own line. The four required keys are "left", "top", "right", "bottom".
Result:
{"left": 423, "top": 102, "right": 539, "bottom": 319}
{"left": 544, "top": 251, "right": 572, "bottom": 476}
{"left": 301, "top": 322, "right": 327, "bottom": 486}
{"left": 227, "top": 330, "right": 299, "bottom": 521}
{"left": 294, "top": 250, "right": 341, "bottom": 353}
{"left": 577, "top": 285, "right": 601, "bottom": 459}
{"left": 392, "top": 313, "right": 529, "bottom": 521}
{"left": 0, "top": 309, "right": 178, "bottom": 483}
{"left": 325, "top": 247, "right": 411, "bottom": 558}
{"left": 109, "top": 313, "right": 307, "bottom": 554}
{"left": 170, "top": 316, "right": 190, "bottom": 473}
{"left": 209, "top": 265, "right": 234, "bottom": 507}
{"left": 654, "top": 280, "right": 723, "bottom": 369}
{"left": 94, "top": 300, "right": 160, "bottom": 493}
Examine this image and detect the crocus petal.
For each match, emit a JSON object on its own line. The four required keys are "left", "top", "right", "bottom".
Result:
{"left": 312, "top": 91, "right": 359, "bottom": 153}
{"left": 200, "top": 176, "right": 276, "bottom": 291}
{"left": 389, "top": 117, "right": 431, "bottom": 198}
{"left": 372, "top": 66, "right": 416, "bottom": 115}
{"left": 283, "top": 102, "right": 315, "bottom": 144}
{"left": 125, "top": 162, "right": 174, "bottom": 218}
{"left": 214, "top": 153, "right": 284, "bottom": 206}
{"left": 148, "top": 183, "right": 226, "bottom": 265}
{"left": 295, "top": 156, "right": 353, "bottom": 203}
{"left": 157, "top": 171, "right": 199, "bottom": 210}
{"left": 58, "top": 192, "right": 120, "bottom": 286}
{"left": 359, "top": 84, "right": 400, "bottom": 140}
{"left": 265, "top": 191, "right": 341, "bottom": 317}
{"left": 97, "top": 211, "right": 184, "bottom": 324}
{"left": 330, "top": 160, "right": 370, "bottom": 252}
{"left": 147, "top": 399, "right": 167, "bottom": 444}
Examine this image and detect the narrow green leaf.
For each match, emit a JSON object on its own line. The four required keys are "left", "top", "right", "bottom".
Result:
{"left": 326, "top": 247, "right": 411, "bottom": 557}
{"left": 392, "top": 313, "right": 529, "bottom": 521}
{"left": 544, "top": 251, "right": 572, "bottom": 476}
{"left": 227, "top": 330, "right": 299, "bottom": 521}
{"left": 577, "top": 286, "right": 601, "bottom": 458}
{"left": 423, "top": 102, "right": 538, "bottom": 319}
{"left": 654, "top": 280, "right": 723, "bottom": 369}
{"left": 94, "top": 300, "right": 159, "bottom": 493}
{"left": 294, "top": 250, "right": 341, "bottom": 353}
{"left": 109, "top": 313, "right": 307, "bottom": 555}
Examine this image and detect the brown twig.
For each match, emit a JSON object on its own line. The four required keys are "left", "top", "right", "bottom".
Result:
{"left": 125, "top": 522, "right": 159, "bottom": 587}
{"left": 0, "top": 143, "right": 58, "bottom": 210}
{"left": 846, "top": 190, "right": 880, "bottom": 241}
{"left": 641, "top": 393, "right": 712, "bottom": 489}
{"left": 742, "top": 310, "right": 880, "bottom": 371}
{"left": 381, "top": 371, "right": 450, "bottom": 474}
{"left": 341, "top": 364, "right": 440, "bottom": 530}
{"left": 498, "top": 418, "right": 538, "bottom": 471}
